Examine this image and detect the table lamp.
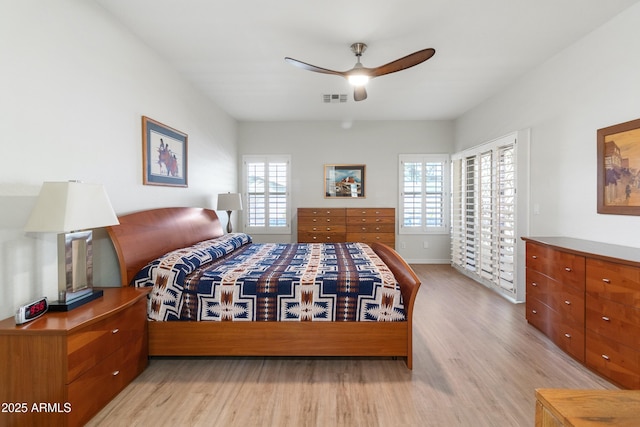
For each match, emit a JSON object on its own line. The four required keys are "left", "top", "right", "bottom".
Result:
{"left": 217, "top": 192, "right": 243, "bottom": 233}
{"left": 24, "top": 181, "right": 120, "bottom": 310}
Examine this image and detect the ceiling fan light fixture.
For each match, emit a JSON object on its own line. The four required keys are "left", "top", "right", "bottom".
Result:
{"left": 348, "top": 74, "right": 369, "bottom": 87}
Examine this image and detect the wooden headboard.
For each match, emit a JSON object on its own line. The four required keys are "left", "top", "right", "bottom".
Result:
{"left": 107, "top": 207, "right": 224, "bottom": 285}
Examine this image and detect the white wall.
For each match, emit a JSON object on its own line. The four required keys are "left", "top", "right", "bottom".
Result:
{"left": 0, "top": 0, "right": 238, "bottom": 319}
{"left": 455, "top": 3, "right": 640, "bottom": 248}
{"left": 238, "top": 120, "right": 454, "bottom": 262}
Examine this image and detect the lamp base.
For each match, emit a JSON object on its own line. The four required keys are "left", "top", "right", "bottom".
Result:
{"left": 48, "top": 289, "right": 104, "bottom": 312}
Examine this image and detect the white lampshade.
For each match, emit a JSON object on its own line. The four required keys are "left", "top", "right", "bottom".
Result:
{"left": 217, "top": 192, "right": 243, "bottom": 211}
{"left": 24, "top": 181, "right": 119, "bottom": 233}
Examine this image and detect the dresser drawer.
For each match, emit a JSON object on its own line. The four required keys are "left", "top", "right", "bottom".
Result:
{"left": 346, "top": 208, "right": 394, "bottom": 218}
{"left": 346, "top": 216, "right": 395, "bottom": 226}
{"left": 345, "top": 222, "right": 395, "bottom": 234}
{"left": 527, "top": 269, "right": 584, "bottom": 324}
{"left": 527, "top": 297, "right": 584, "bottom": 362}
{"left": 298, "top": 216, "right": 346, "bottom": 226}
{"left": 526, "top": 297, "right": 555, "bottom": 337}
{"left": 586, "top": 259, "right": 640, "bottom": 307}
{"left": 526, "top": 243, "right": 585, "bottom": 291}
{"left": 586, "top": 294, "right": 640, "bottom": 350}
{"left": 586, "top": 331, "right": 640, "bottom": 389}
{"left": 298, "top": 232, "right": 346, "bottom": 243}
{"left": 67, "top": 297, "right": 146, "bottom": 382}
{"left": 68, "top": 334, "right": 147, "bottom": 426}
{"left": 298, "top": 208, "right": 345, "bottom": 218}
{"left": 297, "top": 223, "right": 346, "bottom": 233}
{"left": 346, "top": 232, "right": 395, "bottom": 246}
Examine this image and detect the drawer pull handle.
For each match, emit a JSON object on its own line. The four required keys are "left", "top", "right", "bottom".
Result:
{"left": 112, "top": 328, "right": 119, "bottom": 334}
{"left": 313, "top": 237, "right": 317, "bottom": 240}
{"left": 362, "top": 219, "right": 366, "bottom": 222}
{"left": 564, "top": 333, "right": 571, "bottom": 338}
{"left": 602, "top": 278, "right": 611, "bottom": 284}
{"left": 602, "top": 316, "right": 610, "bottom": 322}
{"left": 326, "top": 219, "right": 331, "bottom": 222}
{"left": 564, "top": 300, "right": 571, "bottom": 305}
{"left": 532, "top": 255, "right": 537, "bottom": 259}
{"left": 112, "top": 370, "right": 120, "bottom": 376}
{"left": 532, "top": 310, "right": 537, "bottom": 314}
{"left": 312, "top": 219, "right": 317, "bottom": 222}
{"left": 565, "top": 267, "right": 572, "bottom": 272}
{"left": 601, "top": 354, "right": 610, "bottom": 361}
{"left": 531, "top": 282, "right": 538, "bottom": 287}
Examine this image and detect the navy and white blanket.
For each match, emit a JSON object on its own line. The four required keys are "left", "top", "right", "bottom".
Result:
{"left": 132, "top": 233, "right": 405, "bottom": 322}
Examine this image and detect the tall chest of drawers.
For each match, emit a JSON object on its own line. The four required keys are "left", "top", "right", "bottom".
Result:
{"left": 0, "top": 287, "right": 149, "bottom": 426}
{"left": 297, "top": 207, "right": 395, "bottom": 247}
{"left": 523, "top": 236, "right": 640, "bottom": 389}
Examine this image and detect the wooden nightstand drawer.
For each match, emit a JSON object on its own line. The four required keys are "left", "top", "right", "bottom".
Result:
{"left": 68, "top": 334, "right": 147, "bottom": 426}
{"left": 67, "top": 297, "right": 146, "bottom": 382}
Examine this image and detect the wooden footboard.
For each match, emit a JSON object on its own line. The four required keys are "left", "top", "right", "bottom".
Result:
{"left": 108, "top": 207, "right": 422, "bottom": 368}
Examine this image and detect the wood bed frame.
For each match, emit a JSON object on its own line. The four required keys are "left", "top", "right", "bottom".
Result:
{"left": 107, "top": 207, "right": 421, "bottom": 368}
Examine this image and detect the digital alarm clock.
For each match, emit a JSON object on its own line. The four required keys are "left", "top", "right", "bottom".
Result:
{"left": 15, "top": 297, "right": 48, "bottom": 325}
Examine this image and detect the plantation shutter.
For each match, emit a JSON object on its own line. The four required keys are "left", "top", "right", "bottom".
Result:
{"left": 451, "top": 135, "right": 517, "bottom": 296}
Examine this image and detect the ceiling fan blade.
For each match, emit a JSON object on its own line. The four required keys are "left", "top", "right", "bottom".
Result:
{"left": 284, "top": 57, "right": 345, "bottom": 76}
{"left": 353, "top": 86, "right": 367, "bottom": 102}
{"left": 367, "top": 48, "right": 436, "bottom": 78}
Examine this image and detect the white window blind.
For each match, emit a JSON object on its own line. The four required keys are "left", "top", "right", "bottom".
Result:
{"left": 399, "top": 154, "right": 449, "bottom": 234}
{"left": 451, "top": 135, "right": 517, "bottom": 295}
{"left": 243, "top": 155, "right": 291, "bottom": 234}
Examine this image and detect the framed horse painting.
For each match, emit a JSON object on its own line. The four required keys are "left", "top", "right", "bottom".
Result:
{"left": 142, "top": 116, "right": 188, "bottom": 187}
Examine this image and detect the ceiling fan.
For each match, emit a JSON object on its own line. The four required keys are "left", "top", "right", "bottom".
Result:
{"left": 285, "top": 43, "right": 436, "bottom": 101}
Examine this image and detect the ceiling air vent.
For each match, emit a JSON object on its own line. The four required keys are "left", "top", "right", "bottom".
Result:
{"left": 322, "top": 94, "right": 348, "bottom": 104}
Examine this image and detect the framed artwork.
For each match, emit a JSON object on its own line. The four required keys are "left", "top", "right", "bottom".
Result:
{"left": 324, "top": 164, "right": 365, "bottom": 198}
{"left": 142, "top": 116, "right": 188, "bottom": 187}
{"left": 597, "top": 117, "right": 640, "bottom": 215}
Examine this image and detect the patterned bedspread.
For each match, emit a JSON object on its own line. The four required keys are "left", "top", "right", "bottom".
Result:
{"left": 132, "top": 233, "right": 405, "bottom": 322}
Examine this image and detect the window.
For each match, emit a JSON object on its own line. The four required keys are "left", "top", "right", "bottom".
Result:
{"left": 399, "top": 154, "right": 450, "bottom": 234}
{"left": 243, "top": 155, "right": 291, "bottom": 234}
{"left": 451, "top": 134, "right": 518, "bottom": 296}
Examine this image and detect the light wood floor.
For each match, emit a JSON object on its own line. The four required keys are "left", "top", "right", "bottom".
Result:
{"left": 87, "top": 265, "right": 615, "bottom": 427}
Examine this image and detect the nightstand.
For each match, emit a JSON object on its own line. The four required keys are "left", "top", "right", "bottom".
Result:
{"left": 0, "top": 287, "right": 149, "bottom": 427}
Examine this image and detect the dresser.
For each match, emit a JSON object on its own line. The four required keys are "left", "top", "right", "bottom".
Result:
{"left": 0, "top": 287, "right": 149, "bottom": 427}
{"left": 523, "top": 237, "right": 640, "bottom": 389}
{"left": 297, "top": 207, "right": 395, "bottom": 247}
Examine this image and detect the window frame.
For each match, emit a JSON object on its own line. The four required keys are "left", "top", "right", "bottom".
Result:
{"left": 398, "top": 154, "right": 450, "bottom": 235}
{"left": 242, "top": 154, "right": 291, "bottom": 235}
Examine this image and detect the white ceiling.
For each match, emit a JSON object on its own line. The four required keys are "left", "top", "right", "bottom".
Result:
{"left": 94, "top": 0, "right": 639, "bottom": 122}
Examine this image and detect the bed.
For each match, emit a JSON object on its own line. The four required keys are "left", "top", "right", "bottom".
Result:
{"left": 107, "top": 207, "right": 421, "bottom": 368}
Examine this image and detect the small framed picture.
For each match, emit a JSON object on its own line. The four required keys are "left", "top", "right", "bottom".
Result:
{"left": 324, "top": 164, "right": 365, "bottom": 198}
{"left": 142, "top": 116, "right": 188, "bottom": 187}
{"left": 597, "top": 117, "right": 640, "bottom": 215}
